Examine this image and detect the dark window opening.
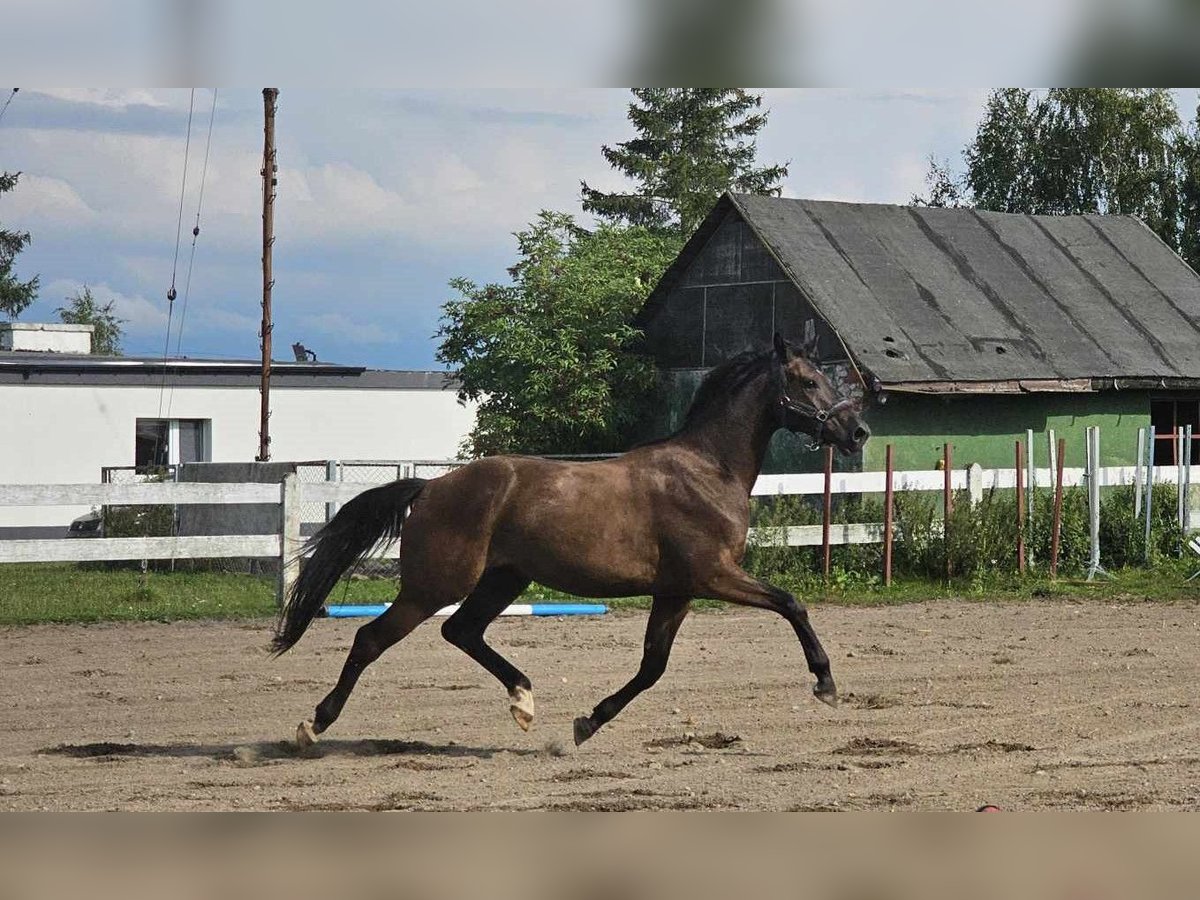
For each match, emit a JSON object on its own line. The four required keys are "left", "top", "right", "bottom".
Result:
{"left": 135, "top": 419, "right": 169, "bottom": 472}
{"left": 1151, "top": 399, "right": 1200, "bottom": 465}
{"left": 134, "top": 418, "right": 210, "bottom": 472}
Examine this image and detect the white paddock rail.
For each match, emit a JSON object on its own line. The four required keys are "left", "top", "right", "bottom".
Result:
{"left": 1, "top": 464, "right": 1195, "bottom": 599}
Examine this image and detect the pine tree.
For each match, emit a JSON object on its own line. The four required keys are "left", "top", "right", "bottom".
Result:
{"left": 581, "top": 89, "right": 788, "bottom": 237}
{"left": 0, "top": 171, "right": 39, "bottom": 320}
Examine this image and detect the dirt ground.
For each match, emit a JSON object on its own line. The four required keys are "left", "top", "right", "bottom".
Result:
{"left": 2, "top": 598, "right": 1200, "bottom": 811}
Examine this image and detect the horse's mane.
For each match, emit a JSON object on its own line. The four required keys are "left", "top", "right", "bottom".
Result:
{"left": 680, "top": 349, "right": 775, "bottom": 430}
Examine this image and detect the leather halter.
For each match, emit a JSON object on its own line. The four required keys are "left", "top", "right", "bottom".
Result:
{"left": 779, "top": 386, "right": 857, "bottom": 450}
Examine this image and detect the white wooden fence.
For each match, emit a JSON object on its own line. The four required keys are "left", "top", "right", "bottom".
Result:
{"left": 0, "top": 462, "right": 1195, "bottom": 602}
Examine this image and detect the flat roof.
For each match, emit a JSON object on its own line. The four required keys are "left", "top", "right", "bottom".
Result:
{"left": 0, "top": 351, "right": 460, "bottom": 390}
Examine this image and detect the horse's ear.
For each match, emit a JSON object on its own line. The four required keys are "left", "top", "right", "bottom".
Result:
{"left": 800, "top": 320, "right": 819, "bottom": 360}
{"left": 773, "top": 331, "right": 789, "bottom": 361}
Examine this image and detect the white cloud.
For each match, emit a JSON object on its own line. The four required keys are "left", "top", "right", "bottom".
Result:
{"left": 44, "top": 279, "right": 169, "bottom": 337}
{"left": 194, "top": 306, "right": 261, "bottom": 334}
{"left": 299, "top": 312, "right": 392, "bottom": 346}
{"left": 32, "top": 88, "right": 178, "bottom": 109}
{"left": 0, "top": 174, "right": 97, "bottom": 227}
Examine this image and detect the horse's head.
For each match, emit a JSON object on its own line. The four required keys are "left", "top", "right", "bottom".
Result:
{"left": 773, "top": 330, "right": 871, "bottom": 455}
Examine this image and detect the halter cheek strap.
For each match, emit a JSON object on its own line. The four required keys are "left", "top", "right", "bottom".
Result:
{"left": 780, "top": 392, "right": 857, "bottom": 449}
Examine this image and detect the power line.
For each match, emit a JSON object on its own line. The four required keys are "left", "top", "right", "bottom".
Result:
{"left": 166, "top": 90, "right": 218, "bottom": 421}
{"left": 0, "top": 88, "right": 18, "bottom": 126}
{"left": 174, "top": 89, "right": 217, "bottom": 357}
{"left": 155, "top": 89, "right": 196, "bottom": 436}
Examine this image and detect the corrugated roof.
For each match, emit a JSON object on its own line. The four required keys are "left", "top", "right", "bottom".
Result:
{"left": 647, "top": 193, "right": 1200, "bottom": 387}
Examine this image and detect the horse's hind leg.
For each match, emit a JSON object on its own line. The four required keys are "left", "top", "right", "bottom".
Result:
{"left": 440, "top": 567, "right": 535, "bottom": 731}
{"left": 573, "top": 595, "right": 689, "bottom": 746}
{"left": 298, "top": 594, "right": 440, "bottom": 746}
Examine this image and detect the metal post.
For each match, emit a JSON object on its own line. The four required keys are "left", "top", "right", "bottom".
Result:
{"left": 822, "top": 446, "right": 833, "bottom": 581}
{"left": 1180, "top": 429, "right": 1190, "bottom": 549}
{"left": 1178, "top": 427, "right": 1187, "bottom": 554}
{"left": 943, "top": 442, "right": 953, "bottom": 581}
{"left": 1027, "top": 427, "right": 1036, "bottom": 554}
{"left": 1086, "top": 426, "right": 1108, "bottom": 581}
{"left": 277, "top": 473, "right": 301, "bottom": 608}
{"left": 1015, "top": 441, "right": 1026, "bottom": 575}
{"left": 1144, "top": 425, "right": 1155, "bottom": 564}
{"left": 1050, "top": 438, "right": 1066, "bottom": 578}
{"left": 883, "top": 444, "right": 894, "bottom": 588}
{"left": 1134, "top": 427, "right": 1146, "bottom": 519}
{"left": 257, "top": 87, "right": 279, "bottom": 462}
{"left": 325, "top": 459, "right": 340, "bottom": 523}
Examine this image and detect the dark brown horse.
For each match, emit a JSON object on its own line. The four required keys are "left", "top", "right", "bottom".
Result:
{"left": 274, "top": 331, "right": 870, "bottom": 747}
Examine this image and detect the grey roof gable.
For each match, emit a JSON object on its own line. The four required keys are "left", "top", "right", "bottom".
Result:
{"left": 644, "top": 193, "right": 1200, "bottom": 387}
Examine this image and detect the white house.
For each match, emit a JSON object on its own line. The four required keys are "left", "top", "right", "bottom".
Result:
{"left": 0, "top": 323, "right": 477, "bottom": 537}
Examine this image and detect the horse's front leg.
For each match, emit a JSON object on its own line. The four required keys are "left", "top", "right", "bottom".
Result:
{"left": 573, "top": 595, "right": 690, "bottom": 745}
{"left": 701, "top": 566, "right": 836, "bottom": 706}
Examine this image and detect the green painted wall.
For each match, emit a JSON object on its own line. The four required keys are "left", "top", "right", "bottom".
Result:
{"left": 861, "top": 391, "right": 1150, "bottom": 471}
{"left": 648, "top": 370, "right": 1151, "bottom": 473}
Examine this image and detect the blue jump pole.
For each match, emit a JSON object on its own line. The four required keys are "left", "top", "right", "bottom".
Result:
{"left": 322, "top": 602, "right": 608, "bottom": 618}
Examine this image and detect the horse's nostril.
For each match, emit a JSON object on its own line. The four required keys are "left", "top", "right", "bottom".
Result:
{"left": 853, "top": 426, "right": 870, "bottom": 443}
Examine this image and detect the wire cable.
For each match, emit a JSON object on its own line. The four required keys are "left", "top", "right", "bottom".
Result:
{"left": 0, "top": 88, "right": 18, "bottom": 126}
{"left": 155, "top": 89, "right": 196, "bottom": 436}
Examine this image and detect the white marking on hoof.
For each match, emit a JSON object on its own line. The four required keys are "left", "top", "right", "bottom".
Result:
{"left": 508, "top": 686, "right": 535, "bottom": 731}
{"left": 296, "top": 720, "right": 318, "bottom": 748}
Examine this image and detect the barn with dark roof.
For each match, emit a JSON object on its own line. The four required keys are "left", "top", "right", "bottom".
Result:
{"left": 635, "top": 192, "right": 1200, "bottom": 472}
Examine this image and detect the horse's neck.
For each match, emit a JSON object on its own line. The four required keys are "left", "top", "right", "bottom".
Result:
{"left": 679, "top": 379, "right": 777, "bottom": 494}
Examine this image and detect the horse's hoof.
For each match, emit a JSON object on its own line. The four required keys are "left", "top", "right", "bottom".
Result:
{"left": 813, "top": 683, "right": 838, "bottom": 708}
{"left": 296, "top": 720, "right": 318, "bottom": 748}
{"left": 573, "top": 716, "right": 597, "bottom": 746}
{"left": 509, "top": 686, "right": 535, "bottom": 732}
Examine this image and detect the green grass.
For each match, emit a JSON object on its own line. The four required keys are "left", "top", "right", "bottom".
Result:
{"left": 0, "top": 564, "right": 397, "bottom": 626}
{"left": 0, "top": 561, "right": 1195, "bottom": 626}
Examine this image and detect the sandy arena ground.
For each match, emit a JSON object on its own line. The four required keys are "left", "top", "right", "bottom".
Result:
{"left": 2, "top": 599, "right": 1199, "bottom": 811}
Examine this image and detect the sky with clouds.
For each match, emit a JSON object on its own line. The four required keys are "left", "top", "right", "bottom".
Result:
{"left": 1, "top": 88, "right": 1196, "bottom": 371}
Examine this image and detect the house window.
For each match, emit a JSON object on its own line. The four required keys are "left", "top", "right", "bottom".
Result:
{"left": 134, "top": 419, "right": 211, "bottom": 471}
{"left": 1150, "top": 400, "right": 1199, "bottom": 465}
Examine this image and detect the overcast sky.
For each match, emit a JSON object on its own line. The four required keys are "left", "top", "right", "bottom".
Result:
{"left": 2, "top": 88, "right": 1196, "bottom": 370}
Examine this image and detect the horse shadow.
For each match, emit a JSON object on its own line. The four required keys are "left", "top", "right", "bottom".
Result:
{"left": 40, "top": 736, "right": 545, "bottom": 765}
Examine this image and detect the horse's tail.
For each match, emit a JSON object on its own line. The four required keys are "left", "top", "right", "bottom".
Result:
{"left": 271, "top": 477, "right": 428, "bottom": 655}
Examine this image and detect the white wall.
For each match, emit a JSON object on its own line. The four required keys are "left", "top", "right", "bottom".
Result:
{"left": 0, "top": 323, "right": 94, "bottom": 353}
{"left": 0, "top": 381, "right": 477, "bottom": 530}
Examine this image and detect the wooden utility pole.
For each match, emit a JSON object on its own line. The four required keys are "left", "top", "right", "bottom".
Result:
{"left": 257, "top": 88, "right": 278, "bottom": 461}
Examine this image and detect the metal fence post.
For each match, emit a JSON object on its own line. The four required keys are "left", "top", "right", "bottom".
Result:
{"left": 1134, "top": 427, "right": 1146, "bottom": 519}
{"left": 821, "top": 446, "right": 833, "bottom": 581}
{"left": 1025, "top": 428, "right": 1036, "bottom": 519}
{"left": 278, "top": 473, "right": 301, "bottom": 609}
{"left": 883, "top": 444, "right": 894, "bottom": 588}
{"left": 1086, "top": 426, "right": 1108, "bottom": 581}
{"left": 1144, "top": 425, "right": 1156, "bottom": 563}
{"left": 1050, "top": 437, "right": 1066, "bottom": 579}
{"left": 325, "top": 459, "right": 341, "bottom": 523}
{"left": 1185, "top": 425, "right": 1193, "bottom": 537}
{"left": 943, "top": 442, "right": 953, "bottom": 582}
{"left": 1015, "top": 442, "right": 1026, "bottom": 575}
{"left": 1178, "top": 428, "right": 1187, "bottom": 555}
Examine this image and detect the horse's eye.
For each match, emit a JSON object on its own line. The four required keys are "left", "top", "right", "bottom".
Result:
{"left": 803, "top": 379, "right": 817, "bottom": 390}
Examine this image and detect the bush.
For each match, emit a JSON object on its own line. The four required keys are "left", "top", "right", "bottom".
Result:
{"left": 743, "top": 480, "right": 1188, "bottom": 589}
